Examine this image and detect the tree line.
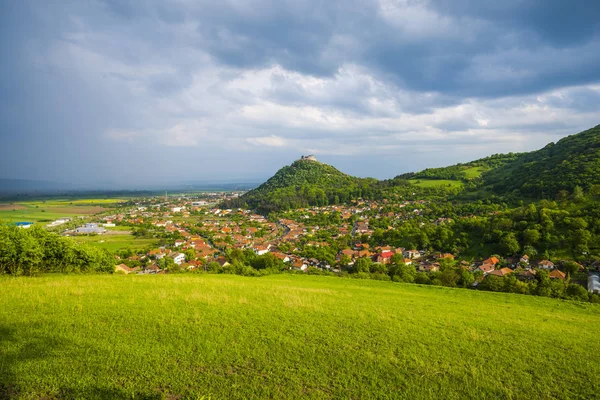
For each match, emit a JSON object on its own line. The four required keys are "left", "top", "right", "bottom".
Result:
{"left": 0, "top": 225, "right": 114, "bottom": 275}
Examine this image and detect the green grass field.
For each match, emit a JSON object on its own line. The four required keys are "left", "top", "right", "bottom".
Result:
{"left": 72, "top": 233, "right": 159, "bottom": 252}
{"left": 0, "top": 199, "right": 122, "bottom": 225}
{"left": 1, "top": 274, "right": 599, "bottom": 399}
{"left": 408, "top": 179, "right": 463, "bottom": 189}
{"left": 463, "top": 166, "right": 487, "bottom": 179}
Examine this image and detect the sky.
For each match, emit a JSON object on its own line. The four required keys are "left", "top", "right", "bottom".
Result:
{"left": 1, "top": 0, "right": 600, "bottom": 188}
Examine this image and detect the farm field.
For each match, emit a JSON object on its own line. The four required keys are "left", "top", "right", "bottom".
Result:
{"left": 408, "top": 179, "right": 463, "bottom": 189}
{"left": 1, "top": 274, "right": 599, "bottom": 399}
{"left": 0, "top": 198, "right": 123, "bottom": 225}
{"left": 71, "top": 231, "right": 159, "bottom": 252}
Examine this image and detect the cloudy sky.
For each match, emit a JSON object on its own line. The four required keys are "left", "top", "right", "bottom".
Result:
{"left": 1, "top": 0, "right": 599, "bottom": 187}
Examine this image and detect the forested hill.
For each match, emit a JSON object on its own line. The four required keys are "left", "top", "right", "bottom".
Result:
{"left": 222, "top": 158, "right": 378, "bottom": 213}
{"left": 222, "top": 124, "right": 600, "bottom": 212}
{"left": 482, "top": 124, "right": 600, "bottom": 198}
{"left": 390, "top": 124, "right": 600, "bottom": 199}
{"left": 393, "top": 153, "right": 521, "bottom": 182}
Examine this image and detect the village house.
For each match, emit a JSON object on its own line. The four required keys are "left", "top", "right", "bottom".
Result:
{"left": 292, "top": 258, "right": 308, "bottom": 271}
{"left": 272, "top": 252, "right": 291, "bottom": 263}
{"left": 143, "top": 264, "right": 161, "bottom": 274}
{"left": 518, "top": 269, "right": 537, "bottom": 281}
{"left": 419, "top": 262, "right": 440, "bottom": 273}
{"left": 253, "top": 244, "right": 271, "bottom": 255}
{"left": 476, "top": 263, "right": 495, "bottom": 275}
{"left": 434, "top": 253, "right": 455, "bottom": 260}
{"left": 403, "top": 249, "right": 421, "bottom": 259}
{"left": 376, "top": 250, "right": 394, "bottom": 264}
{"left": 215, "top": 256, "right": 230, "bottom": 267}
{"left": 170, "top": 252, "right": 185, "bottom": 265}
{"left": 588, "top": 273, "right": 600, "bottom": 294}
{"left": 488, "top": 267, "right": 513, "bottom": 277}
{"left": 115, "top": 264, "right": 135, "bottom": 274}
{"left": 148, "top": 249, "right": 166, "bottom": 260}
{"left": 482, "top": 257, "right": 500, "bottom": 267}
{"left": 538, "top": 260, "right": 555, "bottom": 270}
{"left": 549, "top": 269, "right": 566, "bottom": 280}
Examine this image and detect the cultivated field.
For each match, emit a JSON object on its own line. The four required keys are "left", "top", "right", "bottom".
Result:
{"left": 1, "top": 274, "right": 598, "bottom": 399}
{"left": 0, "top": 199, "right": 123, "bottom": 225}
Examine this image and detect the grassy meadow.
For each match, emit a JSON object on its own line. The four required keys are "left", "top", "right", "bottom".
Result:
{"left": 463, "top": 166, "right": 487, "bottom": 179}
{"left": 71, "top": 233, "right": 159, "bottom": 252}
{"left": 408, "top": 179, "right": 463, "bottom": 189}
{"left": 0, "top": 199, "right": 122, "bottom": 225}
{"left": 1, "top": 274, "right": 599, "bottom": 399}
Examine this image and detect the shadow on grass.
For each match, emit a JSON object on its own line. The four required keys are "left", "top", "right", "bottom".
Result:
{"left": 0, "top": 325, "right": 164, "bottom": 399}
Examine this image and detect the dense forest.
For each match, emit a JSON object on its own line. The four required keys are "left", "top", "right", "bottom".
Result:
{"left": 483, "top": 125, "right": 600, "bottom": 198}
{"left": 223, "top": 159, "right": 380, "bottom": 213}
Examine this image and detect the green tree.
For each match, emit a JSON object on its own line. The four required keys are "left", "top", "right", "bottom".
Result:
{"left": 184, "top": 249, "right": 196, "bottom": 262}
{"left": 457, "top": 268, "right": 474, "bottom": 288}
{"left": 339, "top": 254, "right": 352, "bottom": 268}
{"left": 501, "top": 233, "right": 520, "bottom": 255}
{"left": 389, "top": 262, "right": 416, "bottom": 283}
{"left": 440, "top": 268, "right": 459, "bottom": 287}
{"left": 353, "top": 257, "right": 372, "bottom": 273}
{"left": 522, "top": 229, "right": 541, "bottom": 246}
{"left": 572, "top": 185, "right": 584, "bottom": 202}
{"left": 565, "top": 284, "right": 588, "bottom": 301}
{"left": 563, "top": 261, "right": 580, "bottom": 278}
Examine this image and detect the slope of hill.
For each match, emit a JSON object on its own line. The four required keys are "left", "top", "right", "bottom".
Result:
{"left": 396, "top": 153, "right": 521, "bottom": 182}
{"left": 2, "top": 274, "right": 599, "bottom": 399}
{"left": 482, "top": 124, "right": 600, "bottom": 197}
{"left": 226, "top": 157, "right": 378, "bottom": 212}
{"left": 388, "top": 124, "right": 600, "bottom": 199}
{"left": 225, "top": 124, "right": 600, "bottom": 212}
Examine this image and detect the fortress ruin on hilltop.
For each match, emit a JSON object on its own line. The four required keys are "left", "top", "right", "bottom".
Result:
{"left": 299, "top": 155, "right": 318, "bottom": 162}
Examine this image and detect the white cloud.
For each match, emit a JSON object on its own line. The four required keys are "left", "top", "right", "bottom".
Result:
{"left": 246, "top": 135, "right": 287, "bottom": 147}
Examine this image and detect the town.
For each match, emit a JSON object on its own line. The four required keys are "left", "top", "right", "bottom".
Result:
{"left": 50, "top": 193, "right": 599, "bottom": 298}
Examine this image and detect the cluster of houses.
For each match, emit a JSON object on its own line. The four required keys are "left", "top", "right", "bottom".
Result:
{"left": 61, "top": 196, "right": 594, "bottom": 293}
{"left": 473, "top": 256, "right": 568, "bottom": 281}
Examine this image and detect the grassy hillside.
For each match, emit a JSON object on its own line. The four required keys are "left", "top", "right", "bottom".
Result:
{"left": 483, "top": 124, "right": 600, "bottom": 197}
{"left": 408, "top": 179, "right": 463, "bottom": 189}
{"left": 397, "top": 153, "right": 521, "bottom": 183}
{"left": 228, "top": 159, "right": 377, "bottom": 212}
{"left": 1, "top": 274, "right": 599, "bottom": 399}
{"left": 390, "top": 124, "right": 600, "bottom": 199}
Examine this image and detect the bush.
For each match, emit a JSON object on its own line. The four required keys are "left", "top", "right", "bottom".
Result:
{"left": 414, "top": 273, "right": 430, "bottom": 285}
{"left": 0, "top": 225, "right": 113, "bottom": 275}
{"left": 370, "top": 273, "right": 391, "bottom": 281}
{"left": 566, "top": 284, "right": 589, "bottom": 302}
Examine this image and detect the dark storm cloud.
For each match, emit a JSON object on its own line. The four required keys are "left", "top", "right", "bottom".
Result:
{"left": 431, "top": 0, "right": 600, "bottom": 46}
{"left": 169, "top": 0, "right": 600, "bottom": 98}
{"left": 88, "top": 0, "right": 600, "bottom": 98}
{"left": 1, "top": 0, "right": 600, "bottom": 185}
